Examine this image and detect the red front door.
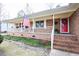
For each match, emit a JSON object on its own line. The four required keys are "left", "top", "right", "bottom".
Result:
{"left": 61, "top": 18, "right": 69, "bottom": 33}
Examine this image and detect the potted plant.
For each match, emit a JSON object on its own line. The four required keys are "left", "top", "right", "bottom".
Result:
{"left": 55, "top": 29, "right": 59, "bottom": 34}
{"left": 0, "top": 35, "right": 3, "bottom": 44}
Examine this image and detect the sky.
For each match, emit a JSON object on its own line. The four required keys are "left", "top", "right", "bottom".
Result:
{"left": 0, "top": 0, "right": 50, "bottom": 19}
{"left": 0, "top": 0, "right": 71, "bottom": 19}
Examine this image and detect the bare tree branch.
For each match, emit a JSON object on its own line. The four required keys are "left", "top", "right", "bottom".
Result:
{"left": 0, "top": 3, "right": 9, "bottom": 33}
{"left": 17, "top": 3, "right": 33, "bottom": 17}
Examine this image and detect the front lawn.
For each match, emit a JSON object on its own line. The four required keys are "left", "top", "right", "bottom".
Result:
{"left": 3, "top": 35, "right": 51, "bottom": 48}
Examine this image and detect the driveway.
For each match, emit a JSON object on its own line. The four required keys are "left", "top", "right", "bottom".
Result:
{"left": 50, "top": 49, "right": 79, "bottom": 56}
{"left": 0, "top": 40, "right": 50, "bottom": 56}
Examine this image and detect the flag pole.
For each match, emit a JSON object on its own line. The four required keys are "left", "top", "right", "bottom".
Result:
{"left": 51, "top": 14, "right": 55, "bottom": 50}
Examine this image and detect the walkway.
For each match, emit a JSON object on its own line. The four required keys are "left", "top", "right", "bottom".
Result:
{"left": 0, "top": 40, "right": 50, "bottom": 56}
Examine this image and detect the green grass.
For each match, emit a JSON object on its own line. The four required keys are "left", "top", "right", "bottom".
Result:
{"left": 3, "top": 35, "right": 51, "bottom": 48}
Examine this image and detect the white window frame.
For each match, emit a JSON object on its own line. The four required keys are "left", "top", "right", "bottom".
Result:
{"left": 60, "top": 18, "right": 69, "bottom": 33}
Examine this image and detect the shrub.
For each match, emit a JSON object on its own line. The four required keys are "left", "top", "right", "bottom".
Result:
{"left": 0, "top": 35, "right": 3, "bottom": 44}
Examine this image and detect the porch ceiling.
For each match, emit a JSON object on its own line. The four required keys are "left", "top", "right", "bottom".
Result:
{"left": 2, "top": 18, "right": 33, "bottom": 24}
{"left": 34, "top": 11, "right": 74, "bottom": 20}
{"left": 2, "top": 18, "right": 23, "bottom": 23}
{"left": 54, "top": 11, "right": 74, "bottom": 19}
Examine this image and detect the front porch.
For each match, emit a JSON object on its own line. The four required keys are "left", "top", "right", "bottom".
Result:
{"left": 3, "top": 11, "right": 75, "bottom": 41}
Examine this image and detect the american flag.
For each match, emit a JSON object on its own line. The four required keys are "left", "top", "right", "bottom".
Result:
{"left": 23, "top": 15, "right": 30, "bottom": 28}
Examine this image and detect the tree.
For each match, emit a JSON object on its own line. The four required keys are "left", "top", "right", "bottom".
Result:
{"left": 0, "top": 3, "right": 4, "bottom": 43}
{"left": 17, "top": 3, "right": 33, "bottom": 17}
{"left": 17, "top": 10, "right": 25, "bottom": 17}
{"left": 24, "top": 3, "right": 33, "bottom": 14}
{"left": 0, "top": 3, "right": 3, "bottom": 33}
{"left": 47, "top": 3, "right": 54, "bottom": 10}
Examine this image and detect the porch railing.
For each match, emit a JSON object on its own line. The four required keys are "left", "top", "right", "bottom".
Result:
{"left": 13, "top": 28, "right": 34, "bottom": 33}
{"left": 7, "top": 26, "right": 53, "bottom": 34}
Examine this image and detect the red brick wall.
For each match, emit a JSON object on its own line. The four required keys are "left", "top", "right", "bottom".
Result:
{"left": 8, "top": 32, "right": 51, "bottom": 41}
{"left": 46, "top": 19, "right": 53, "bottom": 26}
{"left": 46, "top": 19, "right": 60, "bottom": 33}
{"left": 54, "top": 34, "right": 76, "bottom": 41}
{"left": 34, "top": 26, "right": 52, "bottom": 33}
{"left": 70, "top": 8, "right": 79, "bottom": 40}
{"left": 34, "top": 19, "right": 53, "bottom": 33}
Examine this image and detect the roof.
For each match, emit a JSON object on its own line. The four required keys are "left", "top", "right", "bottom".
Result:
{"left": 27, "top": 3, "right": 79, "bottom": 18}
{"left": 2, "top": 3, "right": 79, "bottom": 23}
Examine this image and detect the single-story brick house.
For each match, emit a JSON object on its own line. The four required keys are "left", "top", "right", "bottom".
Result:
{"left": 2, "top": 3, "right": 79, "bottom": 53}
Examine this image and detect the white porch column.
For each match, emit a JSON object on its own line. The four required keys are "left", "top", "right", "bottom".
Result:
{"left": 6, "top": 23, "right": 9, "bottom": 35}
{"left": 6, "top": 23, "right": 8, "bottom": 32}
{"left": 44, "top": 19, "right": 46, "bottom": 29}
{"left": 32, "top": 19, "right": 35, "bottom": 33}
{"left": 21, "top": 22, "right": 23, "bottom": 32}
{"left": 51, "top": 14, "right": 55, "bottom": 50}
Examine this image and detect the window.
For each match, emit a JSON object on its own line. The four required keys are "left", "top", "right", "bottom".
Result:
{"left": 60, "top": 18, "right": 69, "bottom": 33}
{"left": 36, "top": 21, "right": 44, "bottom": 28}
{"left": 16, "top": 23, "right": 19, "bottom": 28}
{"left": 19, "top": 23, "right": 21, "bottom": 28}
